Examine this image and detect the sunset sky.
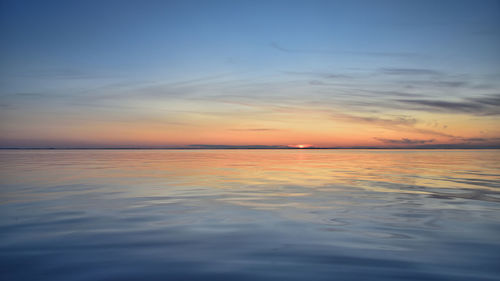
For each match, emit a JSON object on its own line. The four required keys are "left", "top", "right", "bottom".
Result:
{"left": 1, "top": 0, "right": 499, "bottom": 148}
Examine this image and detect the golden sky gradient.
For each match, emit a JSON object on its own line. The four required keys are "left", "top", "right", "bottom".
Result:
{"left": 1, "top": 1, "right": 499, "bottom": 148}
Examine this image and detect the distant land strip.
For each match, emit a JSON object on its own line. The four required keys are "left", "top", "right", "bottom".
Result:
{"left": 1, "top": 145, "right": 500, "bottom": 150}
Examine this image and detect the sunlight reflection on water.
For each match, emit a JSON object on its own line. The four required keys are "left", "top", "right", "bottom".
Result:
{"left": 0, "top": 150, "right": 499, "bottom": 280}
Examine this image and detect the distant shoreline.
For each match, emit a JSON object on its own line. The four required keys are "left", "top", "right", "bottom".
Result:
{"left": 1, "top": 147, "right": 499, "bottom": 150}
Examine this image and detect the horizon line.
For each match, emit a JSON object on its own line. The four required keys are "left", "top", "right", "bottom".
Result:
{"left": 1, "top": 147, "right": 499, "bottom": 150}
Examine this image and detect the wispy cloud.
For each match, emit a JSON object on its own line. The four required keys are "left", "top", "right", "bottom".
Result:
{"left": 396, "top": 99, "right": 484, "bottom": 113}
{"left": 468, "top": 94, "right": 500, "bottom": 106}
{"left": 270, "top": 42, "right": 425, "bottom": 58}
{"left": 379, "top": 68, "right": 441, "bottom": 76}
{"left": 374, "top": 137, "right": 435, "bottom": 145}
{"left": 409, "top": 127, "right": 455, "bottom": 138}
{"left": 360, "top": 89, "right": 426, "bottom": 98}
{"left": 283, "top": 71, "right": 353, "bottom": 79}
{"left": 228, "top": 128, "right": 280, "bottom": 132}
{"left": 12, "top": 68, "right": 113, "bottom": 80}
{"left": 456, "top": 137, "right": 500, "bottom": 143}
{"left": 332, "top": 112, "right": 418, "bottom": 127}
{"left": 398, "top": 80, "right": 468, "bottom": 88}
{"left": 395, "top": 94, "right": 500, "bottom": 115}
{"left": 331, "top": 111, "right": 457, "bottom": 139}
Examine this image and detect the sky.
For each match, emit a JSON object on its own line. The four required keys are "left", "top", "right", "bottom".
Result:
{"left": 0, "top": 0, "right": 499, "bottom": 148}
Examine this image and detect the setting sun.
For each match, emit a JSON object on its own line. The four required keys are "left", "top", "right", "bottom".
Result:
{"left": 288, "top": 144, "right": 313, "bottom": 149}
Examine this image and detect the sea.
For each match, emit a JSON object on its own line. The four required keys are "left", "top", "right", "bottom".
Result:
{"left": 0, "top": 149, "right": 499, "bottom": 280}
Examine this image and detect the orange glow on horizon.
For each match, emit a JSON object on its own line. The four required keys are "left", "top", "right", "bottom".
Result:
{"left": 1, "top": 101, "right": 498, "bottom": 148}
{"left": 288, "top": 144, "right": 313, "bottom": 148}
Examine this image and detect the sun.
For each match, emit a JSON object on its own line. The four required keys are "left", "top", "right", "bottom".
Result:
{"left": 288, "top": 144, "right": 313, "bottom": 149}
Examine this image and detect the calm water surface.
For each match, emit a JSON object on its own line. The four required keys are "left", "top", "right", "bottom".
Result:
{"left": 0, "top": 150, "right": 499, "bottom": 281}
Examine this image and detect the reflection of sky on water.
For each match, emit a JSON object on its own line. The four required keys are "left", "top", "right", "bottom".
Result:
{"left": 0, "top": 150, "right": 499, "bottom": 280}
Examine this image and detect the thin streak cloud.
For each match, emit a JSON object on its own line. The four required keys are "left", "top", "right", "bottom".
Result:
{"left": 228, "top": 128, "right": 280, "bottom": 132}
{"left": 379, "top": 68, "right": 442, "bottom": 76}
{"left": 270, "top": 42, "right": 426, "bottom": 58}
{"left": 395, "top": 94, "right": 500, "bottom": 115}
{"left": 374, "top": 137, "right": 435, "bottom": 145}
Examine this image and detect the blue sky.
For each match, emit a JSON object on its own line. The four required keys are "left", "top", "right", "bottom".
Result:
{"left": 1, "top": 0, "right": 499, "bottom": 147}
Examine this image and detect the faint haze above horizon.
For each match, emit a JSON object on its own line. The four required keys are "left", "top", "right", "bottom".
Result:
{"left": 1, "top": 0, "right": 499, "bottom": 148}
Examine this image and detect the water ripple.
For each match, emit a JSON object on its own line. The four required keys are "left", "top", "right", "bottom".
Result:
{"left": 1, "top": 150, "right": 499, "bottom": 280}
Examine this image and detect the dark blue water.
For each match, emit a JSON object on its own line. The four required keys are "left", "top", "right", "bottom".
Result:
{"left": 1, "top": 150, "right": 499, "bottom": 280}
